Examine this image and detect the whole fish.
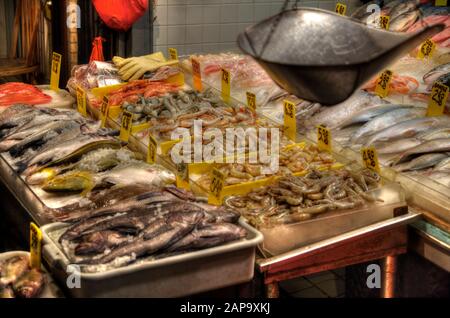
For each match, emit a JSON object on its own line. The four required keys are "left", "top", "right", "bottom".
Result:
{"left": 80, "top": 210, "right": 204, "bottom": 265}
{"left": 389, "top": 1, "right": 419, "bottom": 20}
{"left": 337, "top": 104, "right": 414, "bottom": 129}
{"left": 434, "top": 157, "right": 450, "bottom": 171}
{"left": 374, "top": 138, "right": 424, "bottom": 154}
{"left": 0, "top": 256, "right": 29, "bottom": 287}
{"left": 423, "top": 63, "right": 450, "bottom": 85}
{"left": 416, "top": 127, "right": 450, "bottom": 141}
{"left": 75, "top": 231, "right": 130, "bottom": 256}
{"left": 393, "top": 153, "right": 448, "bottom": 171}
{"left": 12, "top": 269, "right": 45, "bottom": 298}
{"left": 309, "top": 91, "right": 386, "bottom": 129}
{"left": 394, "top": 138, "right": 450, "bottom": 164}
{"left": 426, "top": 72, "right": 450, "bottom": 91}
{"left": 97, "top": 161, "right": 175, "bottom": 187}
{"left": 351, "top": 107, "right": 426, "bottom": 143}
{"left": 18, "top": 134, "right": 122, "bottom": 176}
{"left": 31, "top": 148, "right": 140, "bottom": 186}
{"left": 390, "top": 10, "right": 419, "bottom": 32}
{"left": 8, "top": 121, "right": 81, "bottom": 158}
{"left": 364, "top": 117, "right": 450, "bottom": 146}
{"left": 166, "top": 223, "right": 247, "bottom": 252}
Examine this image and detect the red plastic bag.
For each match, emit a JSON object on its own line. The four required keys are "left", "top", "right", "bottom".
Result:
{"left": 92, "top": 0, "right": 148, "bottom": 31}
{"left": 90, "top": 37, "right": 105, "bottom": 62}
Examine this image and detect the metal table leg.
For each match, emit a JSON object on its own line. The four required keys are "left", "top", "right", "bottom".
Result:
{"left": 266, "top": 282, "right": 280, "bottom": 298}
{"left": 381, "top": 255, "right": 397, "bottom": 298}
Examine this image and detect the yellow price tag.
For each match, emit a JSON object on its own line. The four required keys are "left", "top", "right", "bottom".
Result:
{"left": 100, "top": 96, "right": 109, "bottom": 128}
{"left": 283, "top": 100, "right": 297, "bottom": 142}
{"left": 221, "top": 68, "right": 231, "bottom": 103}
{"left": 375, "top": 70, "right": 393, "bottom": 98}
{"left": 361, "top": 147, "right": 380, "bottom": 173}
{"left": 246, "top": 92, "right": 256, "bottom": 112}
{"left": 379, "top": 15, "right": 390, "bottom": 30}
{"left": 168, "top": 47, "right": 178, "bottom": 61}
{"left": 76, "top": 86, "right": 87, "bottom": 117}
{"left": 30, "top": 223, "right": 42, "bottom": 269}
{"left": 50, "top": 52, "right": 62, "bottom": 91}
{"left": 192, "top": 58, "right": 202, "bottom": 92}
{"left": 317, "top": 125, "right": 332, "bottom": 152}
{"left": 119, "top": 111, "right": 133, "bottom": 142}
{"left": 210, "top": 168, "right": 225, "bottom": 201}
{"left": 435, "top": 0, "right": 447, "bottom": 6}
{"left": 335, "top": 3, "right": 347, "bottom": 16}
{"left": 427, "top": 81, "right": 449, "bottom": 117}
{"left": 176, "top": 163, "right": 190, "bottom": 190}
{"left": 148, "top": 134, "right": 158, "bottom": 164}
{"left": 418, "top": 39, "right": 436, "bottom": 59}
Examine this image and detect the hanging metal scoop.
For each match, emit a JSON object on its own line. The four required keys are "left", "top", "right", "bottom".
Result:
{"left": 237, "top": 8, "right": 444, "bottom": 106}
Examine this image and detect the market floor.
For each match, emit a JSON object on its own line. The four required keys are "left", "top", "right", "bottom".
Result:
{"left": 280, "top": 269, "right": 345, "bottom": 298}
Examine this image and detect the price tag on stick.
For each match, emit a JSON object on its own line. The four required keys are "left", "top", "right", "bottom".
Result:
{"left": 317, "top": 125, "right": 332, "bottom": 153}
{"left": 176, "top": 163, "right": 190, "bottom": 189}
{"left": 192, "top": 58, "right": 202, "bottom": 92}
{"left": 427, "top": 81, "right": 449, "bottom": 117}
{"left": 147, "top": 134, "right": 158, "bottom": 164}
{"left": 119, "top": 111, "right": 133, "bottom": 142}
{"left": 284, "top": 100, "right": 297, "bottom": 142}
{"left": 221, "top": 68, "right": 231, "bottom": 103}
{"left": 335, "top": 3, "right": 347, "bottom": 16}
{"left": 210, "top": 168, "right": 225, "bottom": 202}
{"left": 379, "top": 16, "right": 390, "bottom": 30}
{"left": 246, "top": 92, "right": 257, "bottom": 112}
{"left": 30, "top": 223, "right": 42, "bottom": 269}
{"left": 100, "top": 96, "right": 109, "bottom": 128}
{"left": 76, "top": 86, "right": 87, "bottom": 117}
{"left": 50, "top": 52, "right": 62, "bottom": 91}
{"left": 375, "top": 70, "right": 393, "bottom": 98}
{"left": 417, "top": 39, "right": 436, "bottom": 59}
{"left": 168, "top": 48, "right": 178, "bottom": 61}
{"left": 361, "top": 147, "right": 380, "bottom": 173}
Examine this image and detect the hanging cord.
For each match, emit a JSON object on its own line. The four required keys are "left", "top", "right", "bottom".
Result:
{"left": 257, "top": 0, "right": 299, "bottom": 59}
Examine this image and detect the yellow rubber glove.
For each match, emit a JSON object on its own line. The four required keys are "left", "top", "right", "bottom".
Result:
{"left": 113, "top": 52, "right": 179, "bottom": 81}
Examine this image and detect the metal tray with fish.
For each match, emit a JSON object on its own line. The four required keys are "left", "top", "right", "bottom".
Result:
{"left": 224, "top": 164, "right": 407, "bottom": 256}
{"left": 41, "top": 220, "right": 263, "bottom": 298}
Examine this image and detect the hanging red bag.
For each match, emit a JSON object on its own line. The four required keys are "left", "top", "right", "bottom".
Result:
{"left": 92, "top": 0, "right": 148, "bottom": 32}
{"left": 90, "top": 37, "right": 105, "bottom": 62}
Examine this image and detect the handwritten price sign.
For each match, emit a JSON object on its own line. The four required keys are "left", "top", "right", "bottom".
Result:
{"left": 361, "top": 147, "right": 380, "bottom": 173}
{"left": 317, "top": 125, "right": 332, "bottom": 152}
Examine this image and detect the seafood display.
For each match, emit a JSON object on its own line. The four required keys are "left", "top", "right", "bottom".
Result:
{"left": 51, "top": 186, "right": 247, "bottom": 271}
{"left": 0, "top": 255, "right": 46, "bottom": 298}
{"left": 0, "top": 83, "right": 52, "bottom": 108}
{"left": 182, "top": 53, "right": 287, "bottom": 107}
{"left": 226, "top": 169, "right": 382, "bottom": 227}
{"left": 194, "top": 143, "right": 337, "bottom": 190}
{"left": 0, "top": 105, "right": 176, "bottom": 220}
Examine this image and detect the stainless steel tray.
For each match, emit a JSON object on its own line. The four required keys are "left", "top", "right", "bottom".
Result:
{"left": 41, "top": 220, "right": 263, "bottom": 298}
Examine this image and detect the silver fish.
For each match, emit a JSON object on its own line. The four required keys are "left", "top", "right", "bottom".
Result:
{"left": 374, "top": 138, "right": 424, "bottom": 155}
{"left": 423, "top": 63, "right": 450, "bottom": 85}
{"left": 351, "top": 107, "right": 426, "bottom": 143}
{"left": 393, "top": 153, "right": 448, "bottom": 172}
{"left": 426, "top": 72, "right": 450, "bottom": 91}
{"left": 19, "top": 134, "right": 122, "bottom": 176}
{"left": 364, "top": 117, "right": 450, "bottom": 146}
{"left": 416, "top": 127, "right": 450, "bottom": 141}
{"left": 97, "top": 161, "right": 175, "bottom": 187}
{"left": 394, "top": 138, "right": 450, "bottom": 165}
{"left": 337, "top": 104, "right": 414, "bottom": 129}
{"left": 389, "top": 1, "right": 419, "bottom": 20}
{"left": 309, "top": 91, "right": 386, "bottom": 129}
{"left": 390, "top": 10, "right": 419, "bottom": 32}
{"left": 433, "top": 157, "right": 450, "bottom": 171}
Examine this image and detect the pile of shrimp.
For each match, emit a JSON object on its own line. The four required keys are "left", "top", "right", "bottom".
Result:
{"left": 363, "top": 74, "right": 419, "bottom": 95}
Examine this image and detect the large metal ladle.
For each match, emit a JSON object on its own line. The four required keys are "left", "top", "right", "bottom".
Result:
{"left": 237, "top": 8, "right": 444, "bottom": 106}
